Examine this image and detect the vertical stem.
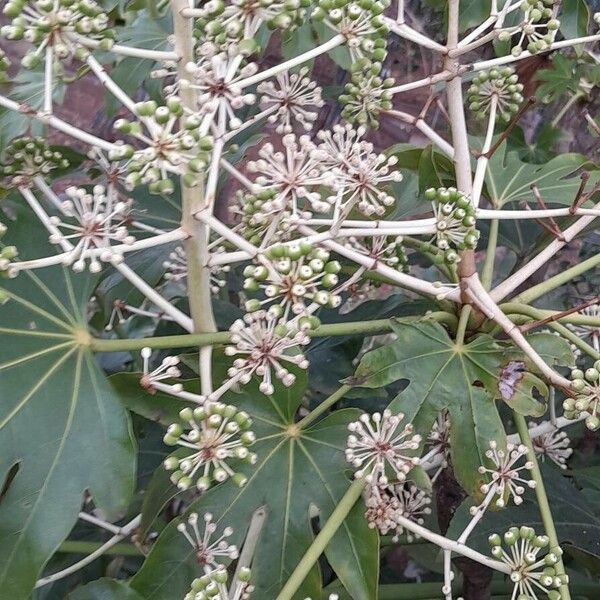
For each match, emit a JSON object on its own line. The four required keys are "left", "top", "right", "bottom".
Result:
{"left": 480, "top": 219, "right": 499, "bottom": 290}
{"left": 445, "top": 0, "right": 476, "bottom": 284}
{"left": 514, "top": 414, "right": 572, "bottom": 600}
{"left": 43, "top": 46, "right": 53, "bottom": 113}
{"left": 275, "top": 479, "right": 366, "bottom": 600}
{"left": 171, "top": 0, "right": 217, "bottom": 394}
{"left": 455, "top": 305, "right": 472, "bottom": 345}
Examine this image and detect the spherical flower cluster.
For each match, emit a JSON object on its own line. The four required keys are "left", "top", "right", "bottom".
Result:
{"left": 347, "top": 236, "right": 409, "bottom": 274}
{"left": 0, "top": 48, "right": 10, "bottom": 82}
{"left": 180, "top": 51, "right": 258, "bottom": 130}
{"left": 315, "top": 124, "right": 401, "bottom": 218}
{"left": 244, "top": 243, "right": 342, "bottom": 323}
{"left": 185, "top": 566, "right": 253, "bottom": 600}
{"left": 424, "top": 187, "right": 479, "bottom": 265}
{"left": 1, "top": 0, "right": 114, "bottom": 67}
{"left": 475, "top": 441, "right": 535, "bottom": 511}
{"left": 0, "top": 137, "right": 69, "bottom": 185}
{"left": 178, "top": 512, "right": 239, "bottom": 569}
{"left": 312, "top": 0, "right": 389, "bottom": 63}
{"left": 113, "top": 98, "right": 213, "bottom": 193}
{"left": 194, "top": 0, "right": 310, "bottom": 49}
{"left": 467, "top": 67, "right": 524, "bottom": 122}
{"left": 340, "top": 62, "right": 394, "bottom": 129}
{"left": 163, "top": 245, "right": 230, "bottom": 295}
{"left": 231, "top": 190, "right": 301, "bottom": 246}
{"left": 48, "top": 185, "right": 135, "bottom": 273}
{"left": 489, "top": 527, "right": 566, "bottom": 600}
{"left": 248, "top": 134, "right": 330, "bottom": 216}
{"left": 163, "top": 404, "right": 257, "bottom": 491}
{"left": 346, "top": 410, "right": 421, "bottom": 487}
{"left": 364, "top": 483, "right": 431, "bottom": 542}
{"left": 564, "top": 362, "right": 600, "bottom": 431}
{"left": 257, "top": 67, "right": 324, "bottom": 134}
{"left": 498, "top": 0, "right": 560, "bottom": 57}
{"left": 529, "top": 423, "right": 573, "bottom": 469}
{"left": 225, "top": 310, "right": 310, "bottom": 395}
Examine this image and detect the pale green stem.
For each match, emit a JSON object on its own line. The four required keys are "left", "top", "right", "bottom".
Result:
{"left": 455, "top": 305, "right": 472, "bottom": 345}
{"left": 171, "top": 0, "right": 217, "bottom": 395}
{"left": 547, "top": 322, "right": 600, "bottom": 360}
{"left": 275, "top": 479, "right": 366, "bottom": 600}
{"left": 297, "top": 384, "right": 352, "bottom": 429}
{"left": 89, "top": 313, "right": 459, "bottom": 353}
{"left": 500, "top": 303, "right": 600, "bottom": 327}
{"left": 511, "top": 254, "right": 600, "bottom": 305}
{"left": 57, "top": 540, "right": 142, "bottom": 556}
{"left": 481, "top": 219, "right": 499, "bottom": 290}
{"left": 514, "top": 414, "right": 572, "bottom": 600}
{"left": 551, "top": 91, "right": 584, "bottom": 128}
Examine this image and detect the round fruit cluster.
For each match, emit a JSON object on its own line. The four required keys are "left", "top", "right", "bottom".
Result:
{"left": 564, "top": 362, "right": 600, "bottom": 431}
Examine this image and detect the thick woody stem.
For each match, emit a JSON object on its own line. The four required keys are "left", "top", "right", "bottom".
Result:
{"left": 171, "top": 0, "right": 217, "bottom": 395}
{"left": 445, "top": 0, "right": 476, "bottom": 287}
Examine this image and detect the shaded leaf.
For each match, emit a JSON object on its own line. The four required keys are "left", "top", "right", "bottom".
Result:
{"left": 484, "top": 142, "right": 599, "bottom": 207}
{"left": 0, "top": 206, "right": 136, "bottom": 599}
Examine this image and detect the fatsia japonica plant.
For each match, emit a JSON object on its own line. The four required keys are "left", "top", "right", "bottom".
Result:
{"left": 1, "top": 0, "right": 600, "bottom": 598}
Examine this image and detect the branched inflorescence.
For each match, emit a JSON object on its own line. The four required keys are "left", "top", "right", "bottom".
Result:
{"left": 0, "top": 0, "right": 597, "bottom": 596}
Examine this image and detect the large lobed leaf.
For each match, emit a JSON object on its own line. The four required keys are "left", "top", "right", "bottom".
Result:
{"left": 348, "top": 321, "right": 572, "bottom": 497}
{"left": 129, "top": 380, "right": 378, "bottom": 600}
{"left": 0, "top": 207, "right": 136, "bottom": 599}
{"left": 485, "top": 142, "right": 600, "bottom": 208}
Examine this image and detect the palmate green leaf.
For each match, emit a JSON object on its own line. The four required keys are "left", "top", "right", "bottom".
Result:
{"left": 348, "top": 319, "right": 506, "bottom": 496}
{"left": 348, "top": 322, "right": 571, "bottom": 495}
{"left": 484, "top": 141, "right": 600, "bottom": 207}
{"left": 130, "top": 381, "right": 378, "bottom": 600}
{"left": 0, "top": 206, "right": 136, "bottom": 599}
